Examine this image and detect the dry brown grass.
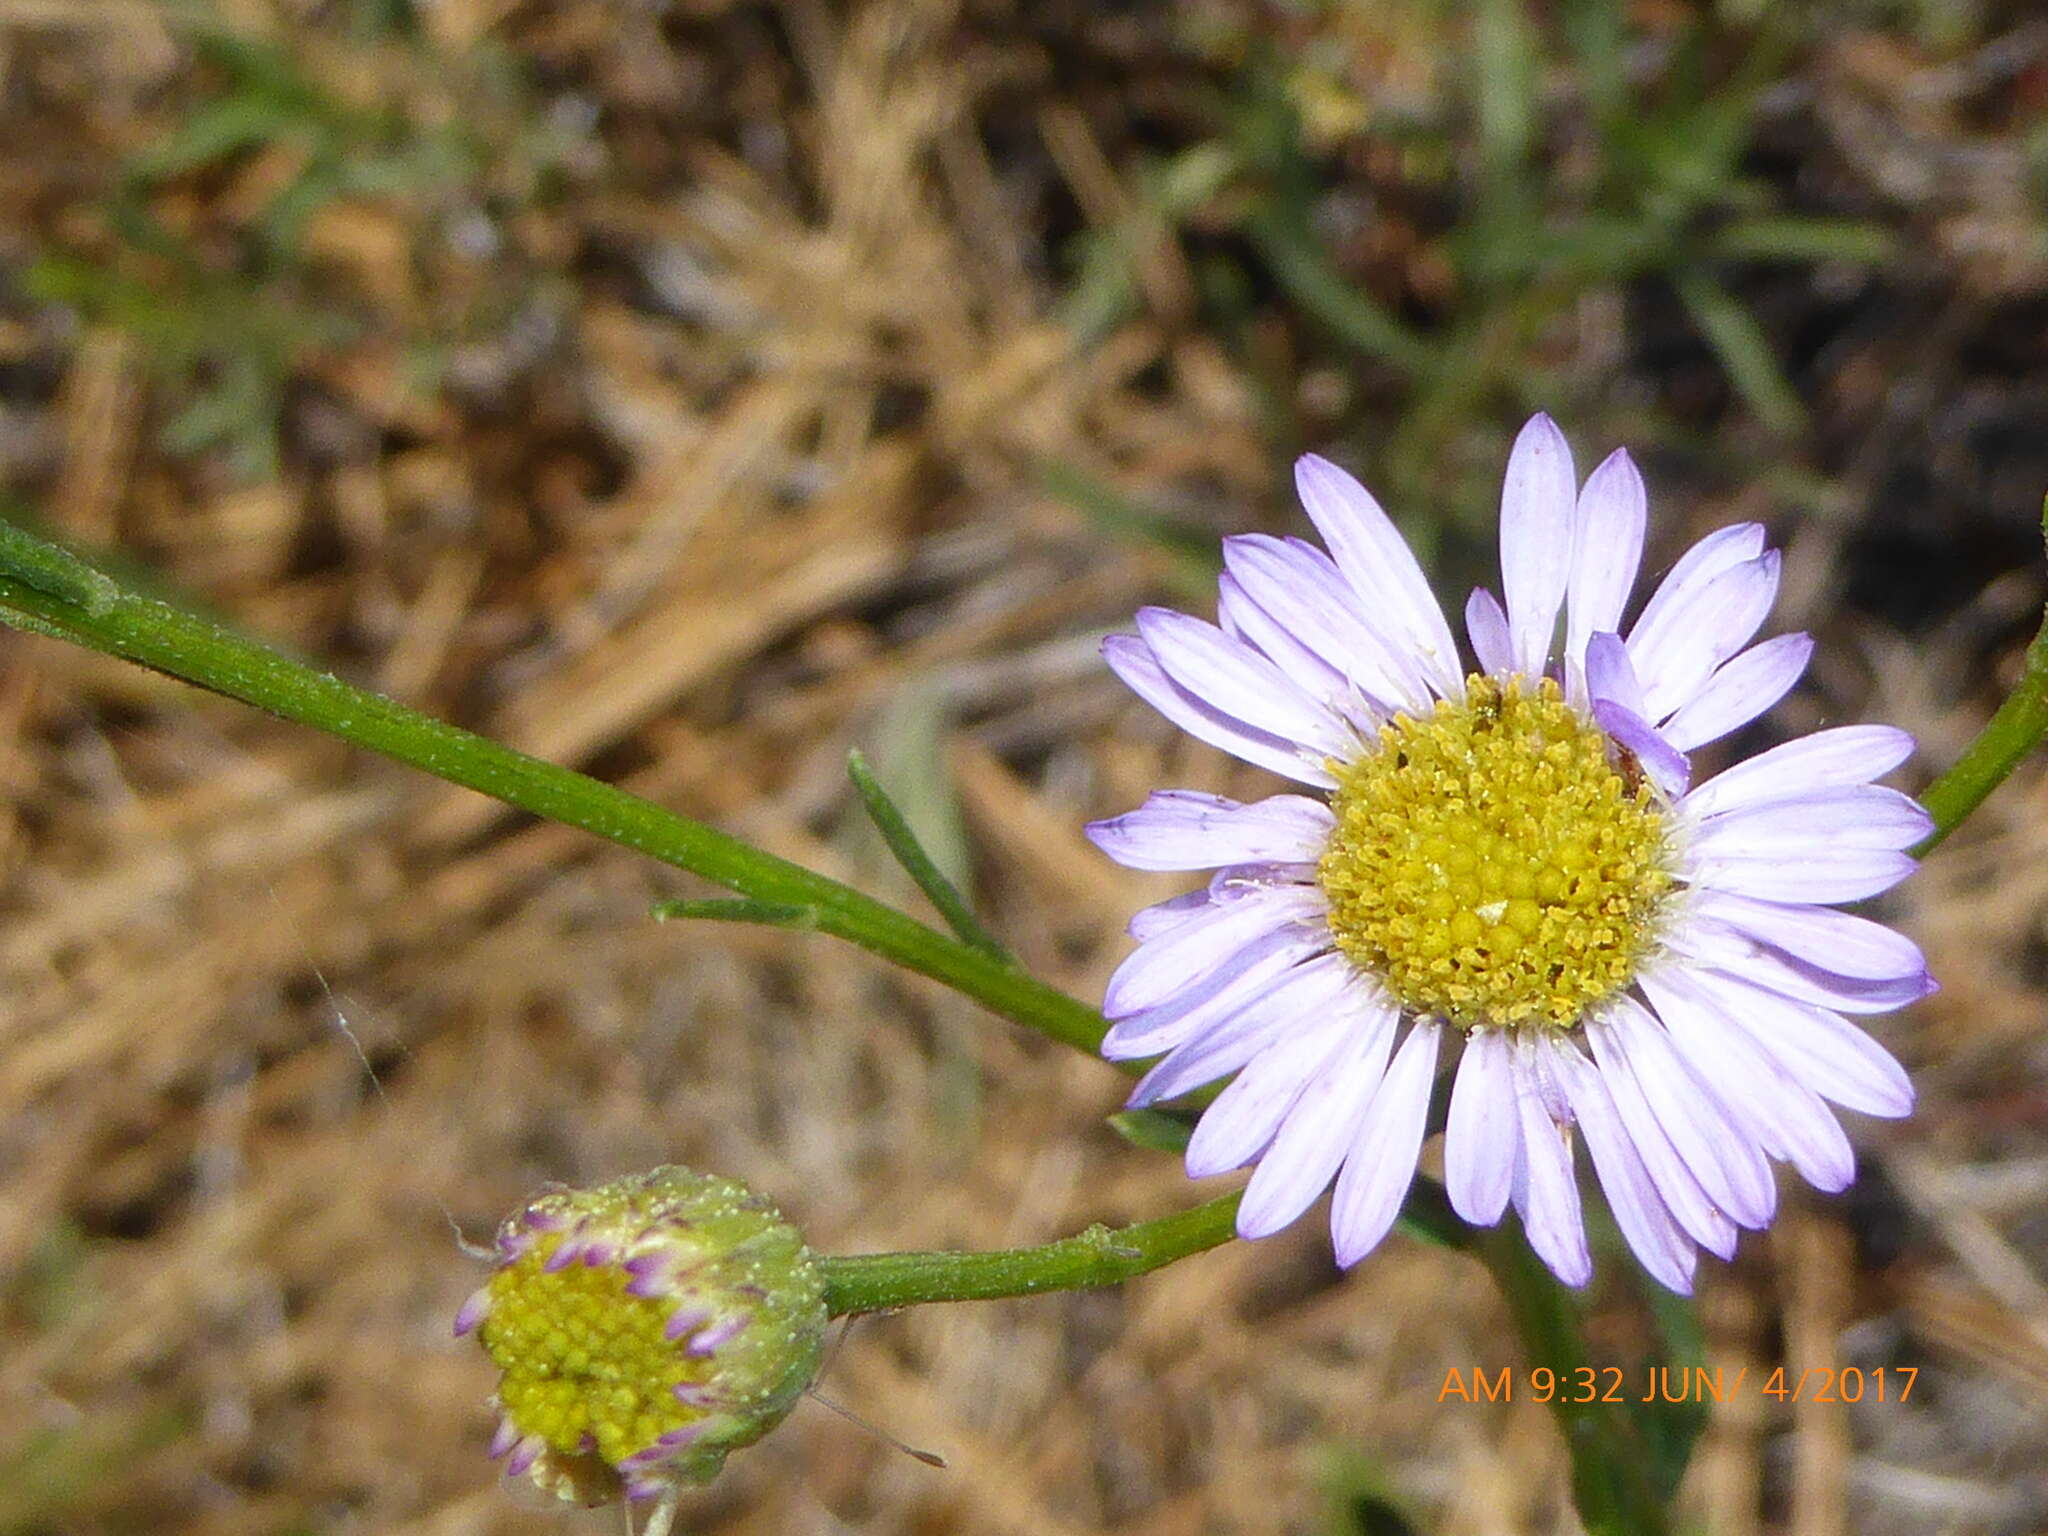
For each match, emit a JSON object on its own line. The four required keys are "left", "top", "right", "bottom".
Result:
{"left": 2, "top": 3, "right": 2046, "bottom": 1533}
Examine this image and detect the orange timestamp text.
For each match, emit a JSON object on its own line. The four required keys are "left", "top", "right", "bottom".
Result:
{"left": 1439, "top": 1364, "right": 1917, "bottom": 1406}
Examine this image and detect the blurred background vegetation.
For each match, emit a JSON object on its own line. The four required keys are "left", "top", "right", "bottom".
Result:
{"left": 2, "top": 2, "right": 2045, "bottom": 1533}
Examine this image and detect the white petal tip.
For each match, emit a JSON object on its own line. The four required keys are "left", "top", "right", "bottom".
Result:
{"left": 1550, "top": 1256, "right": 1595, "bottom": 1289}
{"left": 1332, "top": 1236, "right": 1388, "bottom": 1270}
{"left": 1233, "top": 1209, "right": 1286, "bottom": 1243}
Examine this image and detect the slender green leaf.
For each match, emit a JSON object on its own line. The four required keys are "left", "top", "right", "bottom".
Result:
{"left": 1107, "top": 1108, "right": 1193, "bottom": 1154}
{"left": 1245, "top": 208, "right": 1438, "bottom": 377}
{"left": 1035, "top": 458, "right": 1219, "bottom": 600}
{"left": 1475, "top": 0, "right": 1539, "bottom": 193}
{"left": 1711, "top": 216, "right": 1896, "bottom": 266}
{"left": 0, "top": 524, "right": 117, "bottom": 616}
{"left": 1481, "top": 1226, "right": 1671, "bottom": 1536}
{"left": 1676, "top": 272, "right": 1805, "bottom": 435}
{"left": 124, "top": 93, "right": 303, "bottom": 183}
{"left": 847, "top": 748, "right": 1006, "bottom": 961}
{"left": 1562, "top": 0, "right": 1627, "bottom": 128}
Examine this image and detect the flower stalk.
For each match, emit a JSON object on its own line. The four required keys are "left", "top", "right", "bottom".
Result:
{"left": 1913, "top": 497, "right": 2048, "bottom": 853}
{"left": 0, "top": 526, "right": 1105, "bottom": 1056}
{"left": 1479, "top": 1227, "right": 1670, "bottom": 1536}
{"left": 819, "top": 1192, "right": 1245, "bottom": 1316}
{"left": 818, "top": 1179, "right": 1465, "bottom": 1316}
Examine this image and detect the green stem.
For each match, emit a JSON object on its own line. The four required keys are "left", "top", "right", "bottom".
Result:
{"left": 819, "top": 1179, "right": 1466, "bottom": 1316}
{"left": 1915, "top": 500, "right": 2048, "bottom": 853}
{"left": 650, "top": 898, "right": 821, "bottom": 929}
{"left": 1479, "top": 1227, "right": 1669, "bottom": 1536}
{"left": 0, "top": 528, "right": 1107, "bottom": 1054}
{"left": 818, "top": 1193, "right": 1242, "bottom": 1315}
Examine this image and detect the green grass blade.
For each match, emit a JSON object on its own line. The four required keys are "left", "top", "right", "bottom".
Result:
{"left": 1676, "top": 272, "right": 1805, "bottom": 435}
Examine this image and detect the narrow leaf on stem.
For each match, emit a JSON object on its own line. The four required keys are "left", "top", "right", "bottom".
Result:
{"left": 846, "top": 747, "right": 1007, "bottom": 961}
{"left": 1106, "top": 1108, "right": 1194, "bottom": 1153}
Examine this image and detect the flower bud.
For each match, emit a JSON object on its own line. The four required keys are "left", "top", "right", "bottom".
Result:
{"left": 457, "top": 1166, "right": 827, "bottom": 1505}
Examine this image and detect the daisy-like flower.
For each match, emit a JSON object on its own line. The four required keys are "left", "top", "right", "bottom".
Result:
{"left": 1087, "top": 415, "right": 1933, "bottom": 1294}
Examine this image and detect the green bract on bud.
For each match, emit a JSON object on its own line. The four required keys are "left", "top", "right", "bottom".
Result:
{"left": 456, "top": 1167, "right": 828, "bottom": 1506}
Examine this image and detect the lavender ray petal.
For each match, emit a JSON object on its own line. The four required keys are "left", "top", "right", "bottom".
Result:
{"left": 1086, "top": 789, "right": 1334, "bottom": 873}
{"left": 1584, "top": 630, "right": 1651, "bottom": 719}
{"left": 1233, "top": 989, "right": 1401, "bottom": 1240}
{"left": 1594, "top": 995, "right": 1777, "bottom": 1227}
{"left": 1293, "top": 453, "right": 1464, "bottom": 699}
{"left": 1330, "top": 1022, "right": 1441, "bottom": 1267}
{"left": 1126, "top": 887, "right": 1213, "bottom": 942}
{"left": 453, "top": 1287, "right": 492, "bottom": 1337}
{"left": 1566, "top": 448, "right": 1648, "bottom": 674}
{"left": 1464, "top": 587, "right": 1514, "bottom": 678}
{"left": 1638, "top": 964, "right": 1856, "bottom": 1191}
{"left": 1629, "top": 552, "right": 1782, "bottom": 722}
{"left": 1548, "top": 1035, "right": 1697, "bottom": 1294}
{"left": 1660, "top": 633, "right": 1814, "bottom": 753}
{"left": 1507, "top": 1038, "right": 1592, "bottom": 1288}
{"left": 1682, "top": 890, "right": 1928, "bottom": 982}
{"left": 1136, "top": 606, "right": 1354, "bottom": 757}
{"left": 1102, "top": 883, "right": 1323, "bottom": 1018}
{"left": 1499, "top": 412, "right": 1577, "bottom": 678}
{"left": 1444, "top": 1026, "right": 1516, "bottom": 1225}
{"left": 1222, "top": 533, "right": 1432, "bottom": 712}
{"left": 1103, "top": 633, "right": 1338, "bottom": 787}
{"left": 1221, "top": 571, "right": 1397, "bottom": 731}
{"left": 1128, "top": 951, "right": 1360, "bottom": 1107}
{"left": 1626, "top": 522, "right": 1767, "bottom": 662}
{"left": 1665, "top": 923, "right": 1936, "bottom": 1013}
{"left": 1183, "top": 1007, "right": 1352, "bottom": 1178}
{"left": 1679, "top": 724, "right": 1915, "bottom": 820}
{"left": 1100, "top": 922, "right": 1331, "bottom": 1062}
{"left": 662, "top": 1306, "right": 712, "bottom": 1343}
{"left": 685, "top": 1314, "right": 746, "bottom": 1357}
{"left": 1584, "top": 1015, "right": 1742, "bottom": 1258}
{"left": 504, "top": 1435, "right": 545, "bottom": 1480}
{"left": 542, "top": 1241, "right": 582, "bottom": 1273}
{"left": 1682, "top": 848, "right": 1916, "bottom": 905}
{"left": 1686, "top": 786, "right": 1934, "bottom": 857}
{"left": 1591, "top": 697, "right": 1691, "bottom": 799}
{"left": 1672, "top": 967, "right": 1915, "bottom": 1118}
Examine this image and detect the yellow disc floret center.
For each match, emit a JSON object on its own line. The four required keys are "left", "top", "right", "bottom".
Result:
{"left": 1318, "top": 674, "right": 1674, "bottom": 1031}
{"left": 481, "top": 1238, "right": 707, "bottom": 1469}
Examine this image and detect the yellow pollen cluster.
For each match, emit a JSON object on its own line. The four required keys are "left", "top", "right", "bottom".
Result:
{"left": 481, "top": 1238, "right": 707, "bottom": 1469}
{"left": 1318, "top": 674, "right": 1673, "bottom": 1031}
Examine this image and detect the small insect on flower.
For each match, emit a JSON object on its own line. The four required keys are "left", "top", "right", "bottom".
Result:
{"left": 458, "top": 1166, "right": 827, "bottom": 1508}
{"left": 1087, "top": 415, "right": 1934, "bottom": 1293}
